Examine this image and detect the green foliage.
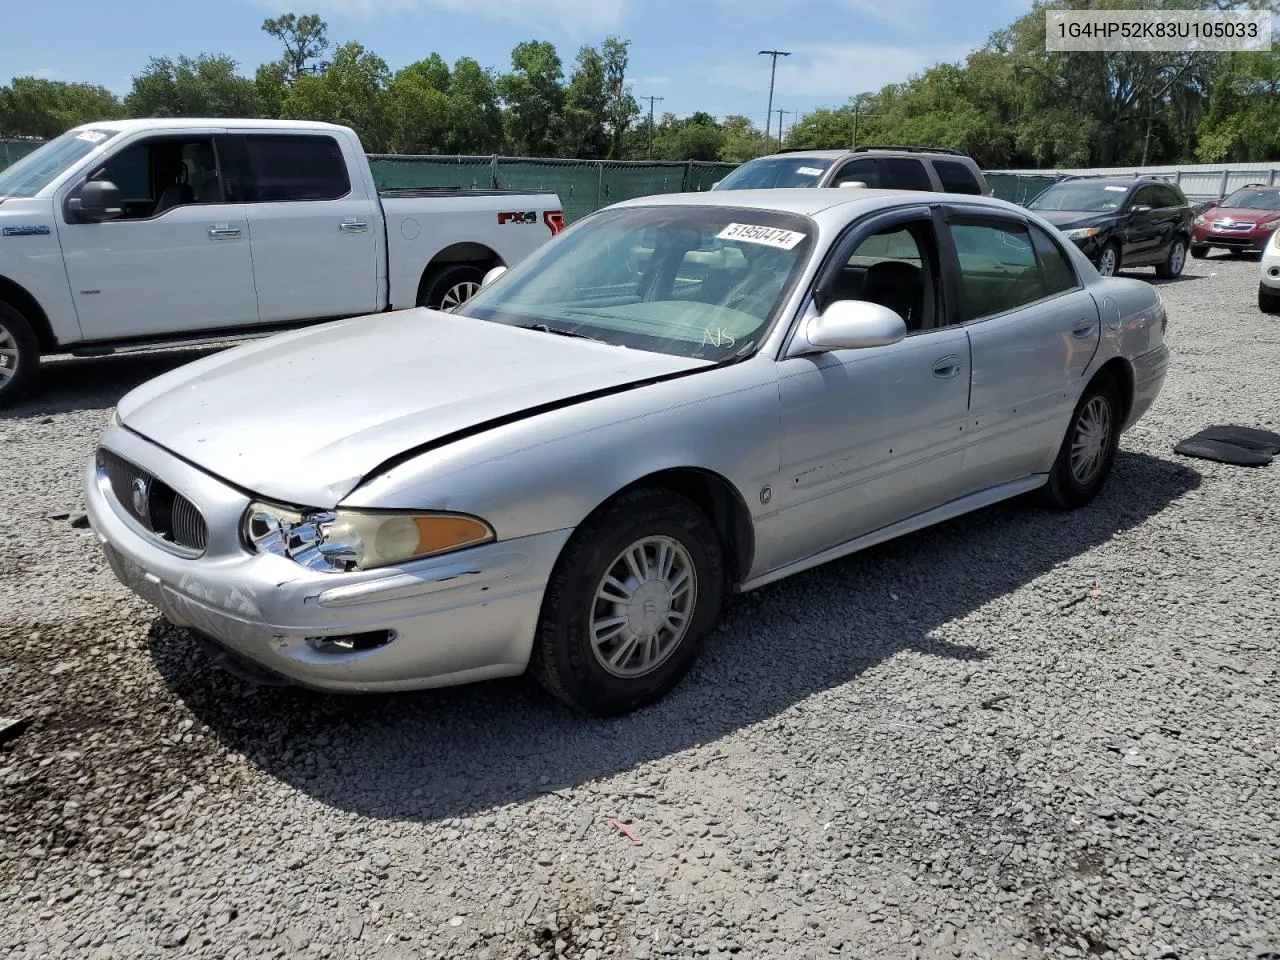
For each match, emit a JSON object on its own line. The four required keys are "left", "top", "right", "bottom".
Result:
{"left": 0, "top": 78, "right": 122, "bottom": 138}
{"left": 124, "top": 54, "right": 263, "bottom": 118}
{"left": 497, "top": 40, "right": 565, "bottom": 157}
{"left": 561, "top": 45, "right": 609, "bottom": 159}
{"left": 262, "top": 13, "right": 330, "bottom": 82}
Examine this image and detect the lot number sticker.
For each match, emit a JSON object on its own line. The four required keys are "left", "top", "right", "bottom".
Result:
{"left": 717, "top": 223, "right": 807, "bottom": 249}
{"left": 75, "top": 130, "right": 108, "bottom": 143}
{"left": 1103, "top": 185, "right": 1127, "bottom": 192}
{"left": 796, "top": 166, "right": 825, "bottom": 177}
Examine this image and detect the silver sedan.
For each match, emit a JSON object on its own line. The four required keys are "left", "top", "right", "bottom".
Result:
{"left": 84, "top": 188, "right": 1170, "bottom": 716}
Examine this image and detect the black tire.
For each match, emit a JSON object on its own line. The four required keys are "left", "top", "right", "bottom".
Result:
{"left": 1189, "top": 244, "right": 1209, "bottom": 259}
{"left": 416, "top": 264, "right": 487, "bottom": 311}
{"left": 1155, "top": 236, "right": 1187, "bottom": 279}
{"left": 1040, "top": 370, "right": 1123, "bottom": 510}
{"left": 1259, "top": 284, "right": 1280, "bottom": 314}
{"left": 529, "top": 488, "right": 726, "bottom": 716}
{"left": 0, "top": 301, "right": 41, "bottom": 408}
{"left": 1096, "top": 242, "right": 1121, "bottom": 278}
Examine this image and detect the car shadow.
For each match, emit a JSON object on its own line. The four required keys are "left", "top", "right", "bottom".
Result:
{"left": 147, "top": 450, "right": 1201, "bottom": 823}
{"left": 0, "top": 346, "right": 227, "bottom": 420}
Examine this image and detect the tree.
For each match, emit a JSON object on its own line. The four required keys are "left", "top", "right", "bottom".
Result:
{"left": 497, "top": 41, "right": 565, "bottom": 156}
{"left": 785, "top": 106, "right": 855, "bottom": 150}
{"left": 560, "top": 45, "right": 608, "bottom": 159}
{"left": 650, "top": 112, "right": 724, "bottom": 161}
{"left": 601, "top": 36, "right": 638, "bottom": 159}
{"left": 280, "top": 42, "right": 391, "bottom": 150}
{"left": 0, "top": 78, "right": 122, "bottom": 138}
{"left": 386, "top": 58, "right": 451, "bottom": 154}
{"left": 262, "top": 13, "right": 330, "bottom": 82}
{"left": 125, "top": 54, "right": 263, "bottom": 118}
{"left": 718, "top": 115, "right": 771, "bottom": 163}
{"left": 1196, "top": 52, "right": 1280, "bottom": 162}
{"left": 446, "top": 58, "right": 504, "bottom": 154}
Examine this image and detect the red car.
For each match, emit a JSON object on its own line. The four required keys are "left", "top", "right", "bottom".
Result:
{"left": 1191, "top": 185, "right": 1280, "bottom": 258}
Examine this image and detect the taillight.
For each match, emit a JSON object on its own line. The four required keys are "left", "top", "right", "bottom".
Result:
{"left": 544, "top": 210, "right": 565, "bottom": 235}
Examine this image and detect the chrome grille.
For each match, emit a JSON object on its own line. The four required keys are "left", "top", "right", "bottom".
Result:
{"left": 97, "top": 448, "right": 209, "bottom": 555}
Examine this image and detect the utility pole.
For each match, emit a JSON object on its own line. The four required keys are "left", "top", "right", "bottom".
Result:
{"left": 642, "top": 95, "right": 664, "bottom": 159}
{"left": 775, "top": 109, "right": 792, "bottom": 150}
{"left": 758, "top": 50, "right": 791, "bottom": 149}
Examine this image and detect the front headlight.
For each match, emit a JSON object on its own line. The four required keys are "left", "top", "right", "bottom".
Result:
{"left": 242, "top": 502, "right": 495, "bottom": 573}
{"left": 1194, "top": 215, "right": 1207, "bottom": 225}
{"left": 1061, "top": 226, "right": 1101, "bottom": 240}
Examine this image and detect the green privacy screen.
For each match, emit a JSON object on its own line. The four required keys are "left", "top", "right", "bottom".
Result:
{"left": 367, "top": 155, "right": 739, "bottom": 223}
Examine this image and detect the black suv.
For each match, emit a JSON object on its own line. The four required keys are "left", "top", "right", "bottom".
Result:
{"left": 1026, "top": 176, "right": 1194, "bottom": 279}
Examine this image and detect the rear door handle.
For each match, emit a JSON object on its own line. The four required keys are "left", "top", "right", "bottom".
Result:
{"left": 1072, "top": 319, "right": 1096, "bottom": 339}
{"left": 932, "top": 355, "right": 963, "bottom": 379}
{"left": 340, "top": 219, "right": 368, "bottom": 233}
{"left": 208, "top": 225, "right": 241, "bottom": 240}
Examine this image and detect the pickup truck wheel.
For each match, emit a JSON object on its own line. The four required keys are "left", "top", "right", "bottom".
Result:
{"left": 417, "top": 265, "right": 487, "bottom": 312}
{"left": 1040, "top": 370, "right": 1122, "bottom": 511}
{"left": 1155, "top": 237, "right": 1187, "bottom": 279}
{"left": 530, "top": 488, "right": 726, "bottom": 716}
{"left": 0, "top": 302, "right": 40, "bottom": 408}
{"left": 1189, "top": 244, "right": 1209, "bottom": 259}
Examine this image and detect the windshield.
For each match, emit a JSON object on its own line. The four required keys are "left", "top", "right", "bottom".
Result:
{"left": 1028, "top": 182, "right": 1131, "bottom": 213}
{"left": 454, "top": 205, "right": 816, "bottom": 360}
{"left": 0, "top": 128, "right": 120, "bottom": 198}
{"left": 714, "top": 156, "right": 833, "bottom": 190}
{"left": 1218, "top": 188, "right": 1280, "bottom": 211}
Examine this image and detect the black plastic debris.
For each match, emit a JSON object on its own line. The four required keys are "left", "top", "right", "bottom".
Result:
{"left": 1173, "top": 425, "right": 1280, "bottom": 467}
{"left": 0, "top": 716, "right": 30, "bottom": 746}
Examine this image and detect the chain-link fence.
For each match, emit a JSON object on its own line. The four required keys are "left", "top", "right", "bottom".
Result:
{"left": 1, "top": 139, "right": 46, "bottom": 169}
{"left": 986, "top": 172, "right": 1068, "bottom": 205}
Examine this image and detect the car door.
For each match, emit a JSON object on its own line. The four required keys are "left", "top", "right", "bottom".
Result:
{"left": 944, "top": 210, "right": 1100, "bottom": 492}
{"left": 768, "top": 207, "right": 972, "bottom": 568}
{"left": 56, "top": 132, "right": 259, "bottom": 341}
{"left": 231, "top": 132, "right": 380, "bottom": 324}
{"left": 1120, "top": 185, "right": 1163, "bottom": 264}
{"left": 1153, "top": 184, "right": 1189, "bottom": 255}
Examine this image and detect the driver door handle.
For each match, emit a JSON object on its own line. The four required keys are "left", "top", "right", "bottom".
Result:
{"left": 1072, "top": 319, "right": 1096, "bottom": 339}
{"left": 207, "top": 224, "right": 241, "bottom": 240}
{"left": 340, "top": 218, "right": 368, "bottom": 233}
{"left": 932, "top": 355, "right": 963, "bottom": 379}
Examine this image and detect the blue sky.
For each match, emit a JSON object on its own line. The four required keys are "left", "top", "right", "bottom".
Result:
{"left": 3, "top": 0, "right": 1033, "bottom": 128}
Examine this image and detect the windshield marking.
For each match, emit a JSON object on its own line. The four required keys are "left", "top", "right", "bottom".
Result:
{"left": 717, "top": 223, "right": 807, "bottom": 249}
{"left": 796, "top": 166, "right": 825, "bottom": 177}
{"left": 75, "top": 130, "right": 108, "bottom": 143}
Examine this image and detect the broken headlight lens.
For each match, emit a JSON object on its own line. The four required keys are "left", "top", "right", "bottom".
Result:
{"left": 242, "top": 502, "right": 495, "bottom": 573}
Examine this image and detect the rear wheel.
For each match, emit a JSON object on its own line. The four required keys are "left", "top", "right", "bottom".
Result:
{"left": 0, "top": 301, "right": 40, "bottom": 408}
{"left": 1040, "top": 370, "right": 1122, "bottom": 510}
{"left": 1189, "top": 244, "right": 1209, "bottom": 259}
{"left": 416, "top": 264, "right": 487, "bottom": 311}
{"left": 1259, "top": 284, "right": 1280, "bottom": 314}
{"left": 1096, "top": 242, "right": 1120, "bottom": 278}
{"left": 1155, "top": 237, "right": 1187, "bottom": 279}
{"left": 530, "top": 488, "right": 726, "bottom": 716}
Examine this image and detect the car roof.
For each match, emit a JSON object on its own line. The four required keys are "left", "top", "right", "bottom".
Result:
{"left": 749, "top": 149, "right": 970, "bottom": 161}
{"left": 611, "top": 187, "right": 1014, "bottom": 218}
{"left": 70, "top": 118, "right": 351, "bottom": 134}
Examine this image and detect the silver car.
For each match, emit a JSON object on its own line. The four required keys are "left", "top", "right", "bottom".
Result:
{"left": 84, "top": 188, "right": 1170, "bottom": 716}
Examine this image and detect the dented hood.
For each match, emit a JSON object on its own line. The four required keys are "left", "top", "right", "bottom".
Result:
{"left": 116, "top": 309, "right": 710, "bottom": 507}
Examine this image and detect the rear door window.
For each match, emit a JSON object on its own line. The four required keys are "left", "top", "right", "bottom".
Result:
{"left": 241, "top": 134, "right": 351, "bottom": 202}
{"left": 879, "top": 158, "right": 933, "bottom": 191}
{"left": 831, "top": 158, "right": 880, "bottom": 188}
{"left": 934, "top": 159, "right": 982, "bottom": 195}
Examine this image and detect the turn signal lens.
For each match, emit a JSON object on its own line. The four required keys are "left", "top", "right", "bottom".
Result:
{"left": 323, "top": 512, "right": 494, "bottom": 570}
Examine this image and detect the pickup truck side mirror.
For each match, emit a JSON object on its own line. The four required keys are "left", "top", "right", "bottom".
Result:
{"left": 481, "top": 265, "right": 507, "bottom": 288}
{"left": 68, "top": 180, "right": 124, "bottom": 223}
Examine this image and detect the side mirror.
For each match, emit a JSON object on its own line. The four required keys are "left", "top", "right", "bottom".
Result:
{"left": 1130, "top": 204, "right": 1152, "bottom": 214}
{"left": 68, "top": 180, "right": 123, "bottom": 222}
{"left": 710, "top": 180, "right": 722, "bottom": 190}
{"left": 837, "top": 180, "right": 869, "bottom": 189}
{"left": 802, "top": 299, "right": 907, "bottom": 352}
{"left": 481, "top": 265, "right": 507, "bottom": 288}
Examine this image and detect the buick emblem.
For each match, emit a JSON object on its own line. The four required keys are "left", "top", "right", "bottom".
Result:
{"left": 130, "top": 476, "right": 150, "bottom": 518}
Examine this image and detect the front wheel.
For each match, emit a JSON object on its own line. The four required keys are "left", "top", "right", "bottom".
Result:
{"left": 530, "top": 488, "right": 726, "bottom": 716}
{"left": 1259, "top": 284, "right": 1280, "bottom": 314}
{"left": 1040, "top": 371, "right": 1122, "bottom": 510}
{"left": 1096, "top": 243, "right": 1120, "bottom": 278}
{"left": 0, "top": 301, "right": 41, "bottom": 409}
{"left": 1155, "top": 237, "right": 1187, "bottom": 279}
{"left": 1189, "top": 244, "right": 1209, "bottom": 259}
{"left": 416, "top": 264, "right": 487, "bottom": 312}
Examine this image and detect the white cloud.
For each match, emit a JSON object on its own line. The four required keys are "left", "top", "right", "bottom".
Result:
{"left": 634, "top": 75, "right": 672, "bottom": 87}
{"left": 36, "top": 67, "right": 60, "bottom": 80}
{"left": 709, "top": 41, "right": 972, "bottom": 101}
{"left": 249, "top": 0, "right": 631, "bottom": 36}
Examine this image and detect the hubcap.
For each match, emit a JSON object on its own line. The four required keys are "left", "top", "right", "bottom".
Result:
{"left": 0, "top": 322, "right": 18, "bottom": 384}
{"left": 439, "top": 281, "right": 480, "bottom": 311}
{"left": 1170, "top": 241, "right": 1185, "bottom": 274}
{"left": 589, "top": 536, "right": 697, "bottom": 679}
{"left": 1070, "top": 395, "right": 1112, "bottom": 486}
{"left": 1099, "top": 249, "right": 1117, "bottom": 277}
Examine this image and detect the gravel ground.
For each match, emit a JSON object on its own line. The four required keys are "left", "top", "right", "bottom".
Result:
{"left": 2, "top": 255, "right": 1278, "bottom": 960}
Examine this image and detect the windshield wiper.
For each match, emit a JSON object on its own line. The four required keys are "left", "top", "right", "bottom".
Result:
{"left": 520, "top": 322, "right": 612, "bottom": 344}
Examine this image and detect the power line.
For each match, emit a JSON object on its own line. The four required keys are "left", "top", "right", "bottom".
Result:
{"left": 758, "top": 50, "right": 791, "bottom": 144}
{"left": 642, "top": 95, "right": 664, "bottom": 160}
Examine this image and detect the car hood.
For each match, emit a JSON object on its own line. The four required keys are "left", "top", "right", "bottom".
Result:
{"left": 1034, "top": 210, "right": 1114, "bottom": 230}
{"left": 117, "top": 310, "right": 712, "bottom": 507}
{"left": 1200, "top": 206, "right": 1280, "bottom": 223}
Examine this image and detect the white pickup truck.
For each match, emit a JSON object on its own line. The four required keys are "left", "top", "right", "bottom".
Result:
{"left": 0, "top": 118, "right": 565, "bottom": 405}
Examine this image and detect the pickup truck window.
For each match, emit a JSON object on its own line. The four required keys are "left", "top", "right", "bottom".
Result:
{"left": 242, "top": 135, "right": 351, "bottom": 202}
{"left": 86, "top": 137, "right": 225, "bottom": 219}
{"left": 0, "top": 128, "right": 121, "bottom": 198}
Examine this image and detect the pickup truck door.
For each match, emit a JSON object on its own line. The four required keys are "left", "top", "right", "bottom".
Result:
{"left": 56, "top": 132, "right": 259, "bottom": 341}
{"left": 227, "top": 132, "right": 381, "bottom": 324}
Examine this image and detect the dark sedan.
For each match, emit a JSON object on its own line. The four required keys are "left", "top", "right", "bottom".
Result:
{"left": 1191, "top": 185, "right": 1280, "bottom": 258}
{"left": 1027, "top": 177, "right": 1193, "bottom": 279}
